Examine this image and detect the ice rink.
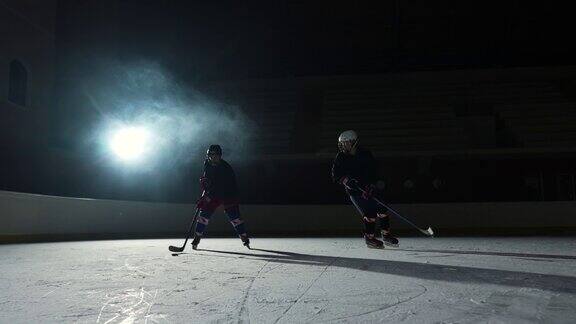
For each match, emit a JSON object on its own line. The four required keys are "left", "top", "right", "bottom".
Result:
{"left": 1, "top": 237, "right": 575, "bottom": 323}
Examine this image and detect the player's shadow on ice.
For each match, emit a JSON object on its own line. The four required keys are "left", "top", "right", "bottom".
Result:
{"left": 389, "top": 248, "right": 576, "bottom": 260}
{"left": 196, "top": 247, "right": 576, "bottom": 295}
{"left": 196, "top": 248, "right": 327, "bottom": 267}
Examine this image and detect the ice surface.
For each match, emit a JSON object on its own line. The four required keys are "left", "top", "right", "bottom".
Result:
{"left": 1, "top": 237, "right": 575, "bottom": 323}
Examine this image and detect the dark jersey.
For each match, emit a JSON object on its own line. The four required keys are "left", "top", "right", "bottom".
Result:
{"left": 202, "top": 159, "right": 239, "bottom": 199}
{"left": 331, "top": 146, "right": 378, "bottom": 194}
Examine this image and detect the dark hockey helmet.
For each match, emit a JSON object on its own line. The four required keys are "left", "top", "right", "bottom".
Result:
{"left": 206, "top": 144, "right": 222, "bottom": 156}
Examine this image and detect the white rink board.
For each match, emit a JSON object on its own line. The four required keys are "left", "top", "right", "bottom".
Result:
{"left": 1, "top": 190, "right": 576, "bottom": 237}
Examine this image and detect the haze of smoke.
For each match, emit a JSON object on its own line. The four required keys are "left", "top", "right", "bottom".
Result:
{"left": 84, "top": 60, "right": 254, "bottom": 169}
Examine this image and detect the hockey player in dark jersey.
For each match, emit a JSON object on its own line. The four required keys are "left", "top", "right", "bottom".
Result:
{"left": 331, "top": 130, "right": 399, "bottom": 249}
{"left": 191, "top": 144, "right": 250, "bottom": 249}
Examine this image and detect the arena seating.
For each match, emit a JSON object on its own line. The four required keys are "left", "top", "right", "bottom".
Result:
{"left": 319, "top": 85, "right": 468, "bottom": 153}
{"left": 495, "top": 102, "right": 576, "bottom": 148}
{"left": 319, "top": 80, "right": 570, "bottom": 152}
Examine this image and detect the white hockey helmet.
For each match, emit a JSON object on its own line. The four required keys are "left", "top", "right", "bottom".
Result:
{"left": 338, "top": 130, "right": 358, "bottom": 152}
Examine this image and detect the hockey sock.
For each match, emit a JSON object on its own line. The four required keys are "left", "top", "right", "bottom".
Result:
{"left": 363, "top": 216, "right": 377, "bottom": 235}
{"left": 194, "top": 209, "right": 213, "bottom": 236}
{"left": 225, "top": 205, "right": 247, "bottom": 236}
{"left": 377, "top": 213, "right": 390, "bottom": 233}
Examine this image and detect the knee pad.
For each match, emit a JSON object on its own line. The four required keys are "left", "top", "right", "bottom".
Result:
{"left": 225, "top": 205, "right": 247, "bottom": 235}
{"left": 363, "top": 216, "right": 377, "bottom": 223}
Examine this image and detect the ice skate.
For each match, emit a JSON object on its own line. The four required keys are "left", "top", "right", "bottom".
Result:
{"left": 191, "top": 236, "right": 201, "bottom": 250}
{"left": 240, "top": 234, "right": 250, "bottom": 249}
{"left": 365, "top": 234, "right": 384, "bottom": 249}
{"left": 381, "top": 231, "right": 399, "bottom": 247}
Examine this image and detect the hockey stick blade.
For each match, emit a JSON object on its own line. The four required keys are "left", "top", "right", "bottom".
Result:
{"left": 421, "top": 227, "right": 434, "bottom": 237}
{"left": 168, "top": 245, "right": 185, "bottom": 253}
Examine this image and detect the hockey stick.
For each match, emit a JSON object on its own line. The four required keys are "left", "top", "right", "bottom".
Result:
{"left": 168, "top": 166, "right": 210, "bottom": 253}
{"left": 356, "top": 187, "right": 434, "bottom": 237}
{"left": 169, "top": 207, "right": 201, "bottom": 253}
{"left": 169, "top": 190, "right": 206, "bottom": 253}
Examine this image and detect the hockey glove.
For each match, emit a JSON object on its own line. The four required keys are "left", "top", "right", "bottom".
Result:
{"left": 199, "top": 176, "right": 211, "bottom": 191}
{"left": 362, "top": 184, "right": 376, "bottom": 200}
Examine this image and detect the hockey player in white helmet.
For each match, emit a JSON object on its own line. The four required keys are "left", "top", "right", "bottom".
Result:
{"left": 331, "top": 130, "right": 399, "bottom": 248}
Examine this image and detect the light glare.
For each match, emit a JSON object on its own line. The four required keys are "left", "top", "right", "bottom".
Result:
{"left": 109, "top": 126, "right": 151, "bottom": 162}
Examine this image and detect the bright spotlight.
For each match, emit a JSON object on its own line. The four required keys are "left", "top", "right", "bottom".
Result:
{"left": 109, "top": 126, "right": 151, "bottom": 162}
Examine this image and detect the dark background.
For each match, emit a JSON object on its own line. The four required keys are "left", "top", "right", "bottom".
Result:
{"left": 55, "top": 1, "right": 574, "bottom": 80}
{"left": 1, "top": 0, "right": 576, "bottom": 204}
